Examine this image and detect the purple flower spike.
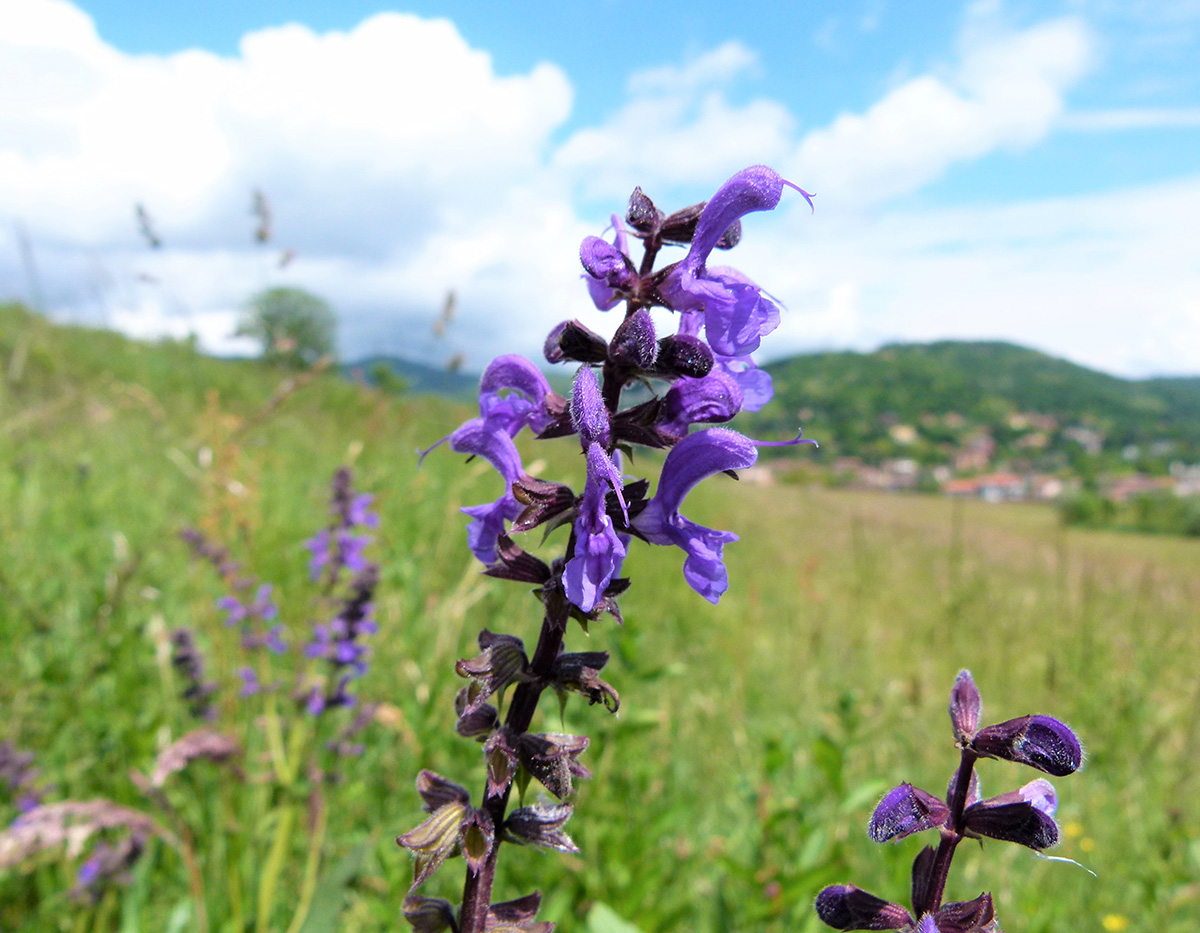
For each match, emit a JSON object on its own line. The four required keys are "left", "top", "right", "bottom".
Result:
{"left": 632, "top": 427, "right": 756, "bottom": 603}
{"left": 869, "top": 784, "right": 950, "bottom": 843}
{"left": 971, "top": 715, "right": 1082, "bottom": 776}
{"left": 814, "top": 885, "right": 913, "bottom": 931}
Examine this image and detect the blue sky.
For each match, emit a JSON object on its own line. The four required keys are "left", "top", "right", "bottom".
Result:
{"left": 3, "top": 0, "right": 1200, "bottom": 376}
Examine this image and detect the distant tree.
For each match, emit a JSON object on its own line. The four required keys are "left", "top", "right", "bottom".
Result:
{"left": 237, "top": 287, "right": 336, "bottom": 368}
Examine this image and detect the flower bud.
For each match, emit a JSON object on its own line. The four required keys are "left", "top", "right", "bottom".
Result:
{"left": 660, "top": 202, "right": 705, "bottom": 244}
{"left": 551, "top": 651, "right": 620, "bottom": 712}
{"left": 544, "top": 320, "right": 608, "bottom": 365}
{"left": 483, "top": 728, "right": 519, "bottom": 798}
{"left": 868, "top": 784, "right": 950, "bottom": 843}
{"left": 488, "top": 892, "right": 542, "bottom": 925}
{"left": 570, "top": 367, "right": 611, "bottom": 449}
{"left": 655, "top": 333, "right": 714, "bottom": 379}
{"left": 454, "top": 689, "right": 499, "bottom": 738}
{"left": 396, "top": 799, "right": 471, "bottom": 888}
{"left": 460, "top": 807, "right": 495, "bottom": 873}
{"left": 626, "top": 186, "right": 662, "bottom": 233}
{"left": 949, "top": 669, "right": 982, "bottom": 742}
{"left": 608, "top": 309, "right": 658, "bottom": 371}
{"left": 909, "top": 845, "right": 937, "bottom": 917}
{"left": 814, "top": 885, "right": 913, "bottom": 931}
{"left": 971, "top": 715, "right": 1082, "bottom": 776}
{"left": 483, "top": 535, "right": 553, "bottom": 584}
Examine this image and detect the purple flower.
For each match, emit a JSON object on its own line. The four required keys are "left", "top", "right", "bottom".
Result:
{"left": 817, "top": 672, "right": 1081, "bottom": 933}
{"left": 305, "top": 565, "right": 378, "bottom": 716}
{"left": 562, "top": 368, "right": 628, "bottom": 612}
{"left": 564, "top": 444, "right": 628, "bottom": 612}
{"left": 238, "top": 666, "right": 261, "bottom": 698}
{"left": 305, "top": 528, "right": 332, "bottom": 581}
{"left": 170, "top": 628, "right": 216, "bottom": 719}
{"left": 660, "top": 369, "right": 743, "bottom": 437}
{"left": 478, "top": 354, "right": 556, "bottom": 437}
{"left": 661, "top": 166, "right": 813, "bottom": 357}
{"left": 218, "top": 584, "right": 276, "bottom": 627}
{"left": 449, "top": 418, "right": 527, "bottom": 565}
{"left": 307, "top": 468, "right": 380, "bottom": 585}
{"left": 631, "top": 428, "right": 756, "bottom": 603}
{"left": 580, "top": 217, "right": 635, "bottom": 311}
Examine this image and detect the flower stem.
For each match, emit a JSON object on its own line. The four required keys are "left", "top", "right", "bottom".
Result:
{"left": 257, "top": 802, "right": 297, "bottom": 932}
{"left": 285, "top": 789, "right": 328, "bottom": 933}
{"left": 457, "top": 586, "right": 571, "bottom": 933}
{"left": 925, "top": 749, "right": 978, "bottom": 912}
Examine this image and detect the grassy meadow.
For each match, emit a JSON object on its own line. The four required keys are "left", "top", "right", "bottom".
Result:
{"left": 2, "top": 303, "right": 1198, "bottom": 932}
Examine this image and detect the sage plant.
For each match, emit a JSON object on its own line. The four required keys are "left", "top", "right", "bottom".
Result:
{"left": 402, "top": 165, "right": 815, "bottom": 933}
{"left": 815, "top": 670, "right": 1083, "bottom": 932}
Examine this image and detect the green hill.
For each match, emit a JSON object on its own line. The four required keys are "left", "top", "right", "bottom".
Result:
{"left": 748, "top": 341, "right": 1200, "bottom": 469}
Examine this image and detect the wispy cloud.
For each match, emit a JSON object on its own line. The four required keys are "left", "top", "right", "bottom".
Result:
{"left": 786, "top": 16, "right": 1094, "bottom": 207}
{"left": 1061, "top": 107, "right": 1200, "bottom": 130}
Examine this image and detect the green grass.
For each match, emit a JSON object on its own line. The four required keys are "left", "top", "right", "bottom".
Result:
{"left": 2, "top": 304, "right": 1198, "bottom": 932}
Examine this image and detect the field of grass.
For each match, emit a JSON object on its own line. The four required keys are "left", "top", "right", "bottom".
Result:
{"left": 2, "top": 303, "right": 1198, "bottom": 932}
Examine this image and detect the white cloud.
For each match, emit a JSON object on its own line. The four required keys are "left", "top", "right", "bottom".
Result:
{"left": 552, "top": 42, "right": 795, "bottom": 201}
{"left": 787, "top": 16, "right": 1094, "bottom": 207}
{"left": 1, "top": 1, "right": 1196, "bottom": 380}
{"left": 0, "top": 0, "right": 583, "bottom": 368}
{"left": 755, "top": 172, "right": 1200, "bottom": 376}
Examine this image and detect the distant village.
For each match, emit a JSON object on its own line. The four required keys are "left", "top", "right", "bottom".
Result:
{"left": 780, "top": 410, "right": 1200, "bottom": 504}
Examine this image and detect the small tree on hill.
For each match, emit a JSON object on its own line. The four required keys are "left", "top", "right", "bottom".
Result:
{"left": 238, "top": 287, "right": 337, "bottom": 368}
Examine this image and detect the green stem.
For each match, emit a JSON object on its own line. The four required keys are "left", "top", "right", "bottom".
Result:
{"left": 257, "top": 803, "right": 297, "bottom": 932}
{"left": 264, "top": 694, "right": 295, "bottom": 786}
{"left": 284, "top": 791, "right": 328, "bottom": 933}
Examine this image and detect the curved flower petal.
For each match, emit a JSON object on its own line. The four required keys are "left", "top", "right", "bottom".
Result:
{"left": 690, "top": 165, "right": 813, "bottom": 260}
{"left": 971, "top": 715, "right": 1082, "bottom": 776}
{"left": 449, "top": 419, "right": 524, "bottom": 482}
{"left": 638, "top": 427, "right": 757, "bottom": 522}
{"left": 662, "top": 370, "right": 743, "bottom": 436}
{"left": 661, "top": 166, "right": 811, "bottom": 356}
{"left": 462, "top": 494, "right": 523, "bottom": 565}
{"left": 632, "top": 428, "right": 757, "bottom": 603}
{"left": 479, "top": 354, "right": 554, "bottom": 436}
